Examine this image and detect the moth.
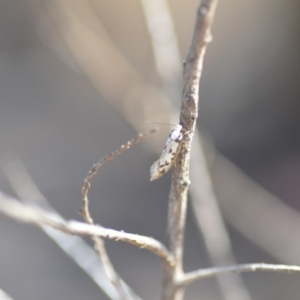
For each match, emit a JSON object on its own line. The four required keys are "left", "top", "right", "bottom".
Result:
{"left": 150, "top": 124, "right": 183, "bottom": 181}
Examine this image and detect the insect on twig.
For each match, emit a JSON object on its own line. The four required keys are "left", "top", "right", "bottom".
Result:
{"left": 150, "top": 124, "right": 184, "bottom": 181}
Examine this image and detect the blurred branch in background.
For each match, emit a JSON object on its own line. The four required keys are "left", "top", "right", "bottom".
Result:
{"left": 212, "top": 153, "right": 300, "bottom": 265}
{"left": 33, "top": 0, "right": 177, "bottom": 144}
{"left": 139, "top": 0, "right": 182, "bottom": 103}
{"left": 0, "top": 288, "right": 14, "bottom": 300}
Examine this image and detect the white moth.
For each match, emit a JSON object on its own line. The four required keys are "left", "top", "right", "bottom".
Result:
{"left": 150, "top": 124, "right": 183, "bottom": 181}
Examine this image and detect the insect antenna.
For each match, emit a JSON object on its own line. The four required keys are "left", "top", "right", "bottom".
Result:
{"left": 144, "top": 121, "right": 177, "bottom": 128}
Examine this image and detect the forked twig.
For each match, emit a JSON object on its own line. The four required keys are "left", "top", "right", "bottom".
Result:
{"left": 1, "top": 157, "right": 140, "bottom": 300}
{"left": 139, "top": 0, "right": 181, "bottom": 102}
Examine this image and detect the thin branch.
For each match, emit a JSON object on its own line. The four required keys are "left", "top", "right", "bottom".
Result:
{"left": 0, "top": 191, "right": 173, "bottom": 266}
{"left": 163, "top": 1, "right": 219, "bottom": 299}
{"left": 1, "top": 158, "right": 141, "bottom": 300}
{"left": 80, "top": 129, "right": 157, "bottom": 299}
{"left": 178, "top": 263, "right": 300, "bottom": 287}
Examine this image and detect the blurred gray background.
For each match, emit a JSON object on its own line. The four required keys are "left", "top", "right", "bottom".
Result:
{"left": 0, "top": 0, "right": 300, "bottom": 299}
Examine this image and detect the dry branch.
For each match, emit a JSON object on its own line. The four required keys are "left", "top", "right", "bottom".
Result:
{"left": 163, "top": 1, "right": 219, "bottom": 299}
{"left": 0, "top": 191, "right": 173, "bottom": 266}
{"left": 190, "top": 134, "right": 252, "bottom": 300}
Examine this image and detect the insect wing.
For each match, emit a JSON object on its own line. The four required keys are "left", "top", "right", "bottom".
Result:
{"left": 150, "top": 125, "right": 183, "bottom": 181}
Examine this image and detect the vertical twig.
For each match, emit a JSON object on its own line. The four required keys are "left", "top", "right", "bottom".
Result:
{"left": 123, "top": 1, "right": 251, "bottom": 298}
{"left": 163, "top": 1, "right": 219, "bottom": 299}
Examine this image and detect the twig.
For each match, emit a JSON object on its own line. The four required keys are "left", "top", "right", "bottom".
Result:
{"left": 163, "top": 1, "right": 219, "bottom": 299}
{"left": 1, "top": 158, "right": 141, "bottom": 300}
{"left": 177, "top": 263, "right": 300, "bottom": 286}
{"left": 80, "top": 129, "right": 157, "bottom": 299}
{"left": 0, "top": 191, "right": 173, "bottom": 266}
